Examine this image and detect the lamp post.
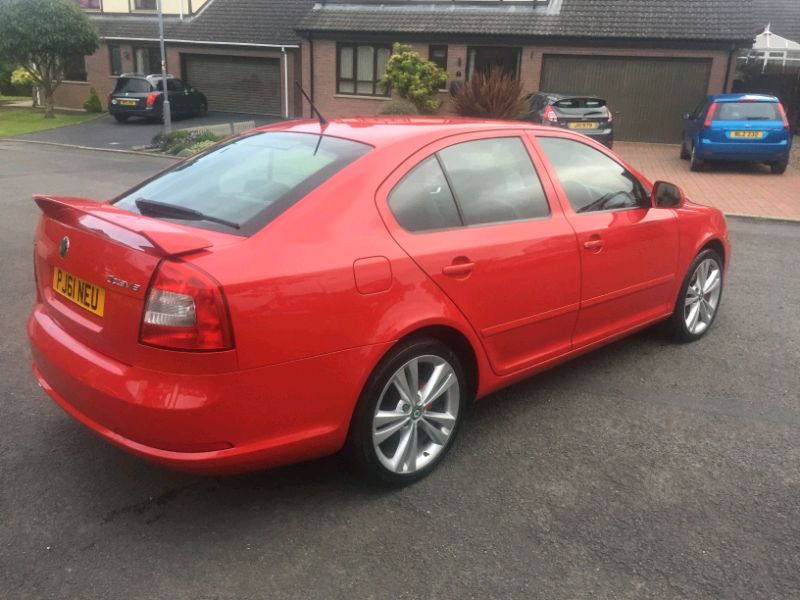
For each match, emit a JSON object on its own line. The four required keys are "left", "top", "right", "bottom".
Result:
{"left": 157, "top": 0, "right": 172, "bottom": 133}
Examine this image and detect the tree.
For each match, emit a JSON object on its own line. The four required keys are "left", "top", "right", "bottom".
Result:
{"left": 0, "top": 0, "right": 99, "bottom": 118}
{"left": 379, "top": 43, "right": 447, "bottom": 114}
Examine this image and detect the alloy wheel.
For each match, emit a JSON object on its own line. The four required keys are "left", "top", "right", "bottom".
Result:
{"left": 371, "top": 355, "right": 460, "bottom": 475}
{"left": 684, "top": 258, "right": 722, "bottom": 335}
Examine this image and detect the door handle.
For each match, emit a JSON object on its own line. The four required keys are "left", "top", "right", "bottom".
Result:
{"left": 442, "top": 260, "right": 475, "bottom": 277}
{"left": 583, "top": 237, "right": 603, "bottom": 251}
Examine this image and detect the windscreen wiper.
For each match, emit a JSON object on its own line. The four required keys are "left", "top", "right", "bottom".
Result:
{"left": 135, "top": 198, "right": 240, "bottom": 230}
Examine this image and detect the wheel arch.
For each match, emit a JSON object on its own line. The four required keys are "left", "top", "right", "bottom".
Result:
{"left": 700, "top": 238, "right": 726, "bottom": 267}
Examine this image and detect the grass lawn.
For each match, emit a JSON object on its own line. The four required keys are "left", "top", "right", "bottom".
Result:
{"left": 0, "top": 108, "right": 100, "bottom": 138}
{"left": 0, "top": 95, "right": 30, "bottom": 104}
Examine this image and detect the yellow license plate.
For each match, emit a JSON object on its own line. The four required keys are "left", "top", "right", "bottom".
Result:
{"left": 119, "top": 99, "right": 138, "bottom": 106}
{"left": 568, "top": 122, "right": 598, "bottom": 130}
{"left": 52, "top": 267, "right": 105, "bottom": 317}
{"left": 730, "top": 131, "right": 765, "bottom": 139}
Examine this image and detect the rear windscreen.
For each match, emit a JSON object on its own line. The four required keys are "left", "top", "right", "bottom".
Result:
{"left": 715, "top": 102, "right": 781, "bottom": 121}
{"left": 113, "top": 132, "right": 372, "bottom": 235}
{"left": 554, "top": 98, "right": 607, "bottom": 109}
{"left": 113, "top": 78, "right": 152, "bottom": 94}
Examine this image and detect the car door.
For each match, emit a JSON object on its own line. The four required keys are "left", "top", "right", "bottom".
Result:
{"left": 684, "top": 97, "right": 709, "bottom": 147}
{"left": 529, "top": 133, "right": 679, "bottom": 349}
{"left": 166, "top": 79, "right": 188, "bottom": 115}
{"left": 376, "top": 131, "right": 581, "bottom": 376}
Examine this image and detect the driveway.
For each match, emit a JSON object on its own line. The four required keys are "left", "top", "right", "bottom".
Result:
{"left": 13, "top": 111, "right": 280, "bottom": 151}
{"left": 2, "top": 142, "right": 800, "bottom": 599}
{"left": 616, "top": 142, "right": 800, "bottom": 220}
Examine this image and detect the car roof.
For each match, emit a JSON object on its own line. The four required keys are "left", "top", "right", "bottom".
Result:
{"left": 118, "top": 73, "right": 176, "bottom": 81}
{"left": 710, "top": 93, "right": 780, "bottom": 103}
{"left": 251, "top": 117, "right": 559, "bottom": 150}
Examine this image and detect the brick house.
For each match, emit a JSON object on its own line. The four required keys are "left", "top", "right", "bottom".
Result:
{"left": 58, "top": 0, "right": 315, "bottom": 117}
{"left": 296, "top": 0, "right": 755, "bottom": 143}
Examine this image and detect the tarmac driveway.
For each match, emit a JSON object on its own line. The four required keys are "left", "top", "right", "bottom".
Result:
{"left": 14, "top": 111, "right": 280, "bottom": 151}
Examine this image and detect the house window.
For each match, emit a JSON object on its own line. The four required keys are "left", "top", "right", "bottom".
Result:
{"left": 77, "top": 0, "right": 101, "bottom": 9}
{"left": 133, "top": 0, "right": 157, "bottom": 10}
{"left": 62, "top": 56, "right": 87, "bottom": 82}
{"left": 429, "top": 45, "right": 448, "bottom": 90}
{"left": 109, "top": 45, "right": 122, "bottom": 76}
{"left": 337, "top": 43, "right": 392, "bottom": 96}
{"left": 134, "top": 47, "right": 162, "bottom": 75}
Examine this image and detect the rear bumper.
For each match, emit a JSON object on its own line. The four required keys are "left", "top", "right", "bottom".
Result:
{"left": 697, "top": 138, "right": 791, "bottom": 162}
{"left": 28, "top": 304, "right": 388, "bottom": 475}
{"left": 108, "top": 106, "right": 160, "bottom": 119}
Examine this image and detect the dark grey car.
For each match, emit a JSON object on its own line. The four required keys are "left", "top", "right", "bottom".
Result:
{"left": 108, "top": 74, "right": 207, "bottom": 123}
{"left": 521, "top": 93, "right": 614, "bottom": 148}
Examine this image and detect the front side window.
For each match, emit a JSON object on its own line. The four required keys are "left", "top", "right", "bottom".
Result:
{"left": 538, "top": 137, "right": 649, "bottom": 214}
{"left": 113, "top": 132, "right": 372, "bottom": 235}
{"left": 337, "top": 43, "right": 391, "bottom": 96}
{"left": 438, "top": 138, "right": 550, "bottom": 226}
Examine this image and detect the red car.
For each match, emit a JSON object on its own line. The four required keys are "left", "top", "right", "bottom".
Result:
{"left": 28, "top": 118, "right": 730, "bottom": 484}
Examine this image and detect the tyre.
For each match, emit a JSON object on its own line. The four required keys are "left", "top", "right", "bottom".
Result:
{"left": 347, "top": 338, "right": 468, "bottom": 486}
{"left": 668, "top": 249, "right": 724, "bottom": 343}
{"left": 680, "top": 140, "right": 690, "bottom": 160}
{"left": 770, "top": 162, "right": 788, "bottom": 175}
{"left": 689, "top": 144, "right": 704, "bottom": 171}
{"left": 112, "top": 114, "right": 129, "bottom": 123}
{"left": 198, "top": 102, "right": 208, "bottom": 117}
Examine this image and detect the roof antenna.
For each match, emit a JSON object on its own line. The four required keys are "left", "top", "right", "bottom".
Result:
{"left": 294, "top": 81, "right": 329, "bottom": 127}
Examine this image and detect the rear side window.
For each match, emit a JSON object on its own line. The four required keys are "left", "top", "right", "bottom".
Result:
{"left": 113, "top": 132, "right": 372, "bottom": 235}
{"left": 389, "top": 157, "right": 462, "bottom": 232}
{"left": 538, "top": 137, "right": 648, "bottom": 213}
{"left": 714, "top": 102, "right": 781, "bottom": 121}
{"left": 113, "top": 78, "right": 151, "bottom": 94}
{"left": 438, "top": 138, "right": 550, "bottom": 226}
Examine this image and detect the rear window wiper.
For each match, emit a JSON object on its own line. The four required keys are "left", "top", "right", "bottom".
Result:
{"left": 135, "top": 198, "right": 241, "bottom": 230}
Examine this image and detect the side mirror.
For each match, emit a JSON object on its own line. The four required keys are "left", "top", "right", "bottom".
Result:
{"left": 653, "top": 181, "right": 686, "bottom": 208}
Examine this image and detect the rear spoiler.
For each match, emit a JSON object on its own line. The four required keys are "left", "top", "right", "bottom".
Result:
{"left": 33, "top": 195, "right": 214, "bottom": 257}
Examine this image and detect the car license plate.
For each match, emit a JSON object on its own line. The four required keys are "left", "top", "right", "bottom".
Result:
{"left": 119, "top": 99, "right": 138, "bottom": 106}
{"left": 52, "top": 267, "right": 105, "bottom": 317}
{"left": 568, "top": 122, "right": 598, "bottom": 130}
{"left": 730, "top": 131, "right": 765, "bottom": 139}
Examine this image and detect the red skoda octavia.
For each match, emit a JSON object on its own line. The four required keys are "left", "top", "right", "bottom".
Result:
{"left": 29, "top": 118, "right": 730, "bottom": 484}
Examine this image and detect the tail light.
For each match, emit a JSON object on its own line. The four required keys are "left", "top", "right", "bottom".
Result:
{"left": 140, "top": 260, "right": 233, "bottom": 351}
{"left": 777, "top": 103, "right": 790, "bottom": 131}
{"left": 606, "top": 105, "right": 613, "bottom": 123}
{"left": 543, "top": 106, "right": 558, "bottom": 124}
{"left": 146, "top": 92, "right": 159, "bottom": 107}
{"left": 704, "top": 102, "right": 718, "bottom": 128}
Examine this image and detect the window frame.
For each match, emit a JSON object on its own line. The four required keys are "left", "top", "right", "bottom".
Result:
{"left": 77, "top": 0, "right": 102, "bottom": 10}
{"left": 387, "top": 134, "right": 553, "bottom": 234}
{"left": 133, "top": 46, "right": 163, "bottom": 75}
{"left": 132, "top": 0, "right": 157, "bottom": 11}
{"left": 109, "top": 45, "right": 123, "bottom": 76}
{"left": 428, "top": 45, "right": 449, "bottom": 90}
{"left": 533, "top": 133, "right": 652, "bottom": 215}
{"left": 62, "top": 55, "right": 88, "bottom": 82}
{"left": 336, "top": 42, "right": 392, "bottom": 97}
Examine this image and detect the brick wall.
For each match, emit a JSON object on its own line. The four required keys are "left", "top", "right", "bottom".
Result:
{"left": 305, "top": 39, "right": 733, "bottom": 119}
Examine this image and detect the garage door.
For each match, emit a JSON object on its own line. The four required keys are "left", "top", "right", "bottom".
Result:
{"left": 540, "top": 55, "right": 712, "bottom": 143}
{"left": 183, "top": 54, "right": 281, "bottom": 115}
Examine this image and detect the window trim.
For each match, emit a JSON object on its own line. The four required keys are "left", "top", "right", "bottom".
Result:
{"left": 336, "top": 42, "right": 392, "bottom": 97}
{"left": 533, "top": 133, "right": 652, "bottom": 215}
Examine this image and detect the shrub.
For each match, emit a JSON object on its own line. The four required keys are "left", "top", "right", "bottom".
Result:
{"left": 83, "top": 87, "right": 102, "bottom": 113}
{"left": 450, "top": 67, "right": 525, "bottom": 120}
{"left": 186, "top": 139, "right": 217, "bottom": 155}
{"left": 10, "top": 67, "right": 34, "bottom": 88}
{"left": 378, "top": 98, "right": 419, "bottom": 116}
{"left": 152, "top": 129, "right": 222, "bottom": 155}
{"left": 379, "top": 43, "right": 447, "bottom": 114}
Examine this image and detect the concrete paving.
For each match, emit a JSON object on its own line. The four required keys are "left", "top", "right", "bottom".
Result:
{"left": 1, "top": 142, "right": 799, "bottom": 599}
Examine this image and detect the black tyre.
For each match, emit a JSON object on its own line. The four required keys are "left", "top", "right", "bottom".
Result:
{"left": 689, "top": 145, "right": 704, "bottom": 171}
{"left": 680, "top": 140, "right": 690, "bottom": 160}
{"left": 668, "top": 249, "right": 724, "bottom": 343}
{"left": 112, "top": 114, "right": 129, "bottom": 123}
{"left": 770, "top": 162, "right": 788, "bottom": 175}
{"left": 347, "top": 338, "right": 469, "bottom": 486}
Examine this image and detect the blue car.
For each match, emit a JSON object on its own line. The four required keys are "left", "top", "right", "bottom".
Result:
{"left": 681, "top": 94, "right": 792, "bottom": 174}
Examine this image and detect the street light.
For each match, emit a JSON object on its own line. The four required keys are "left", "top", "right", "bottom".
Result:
{"left": 157, "top": 0, "right": 172, "bottom": 133}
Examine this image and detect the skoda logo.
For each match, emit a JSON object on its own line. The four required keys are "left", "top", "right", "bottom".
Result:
{"left": 59, "top": 236, "right": 70, "bottom": 258}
